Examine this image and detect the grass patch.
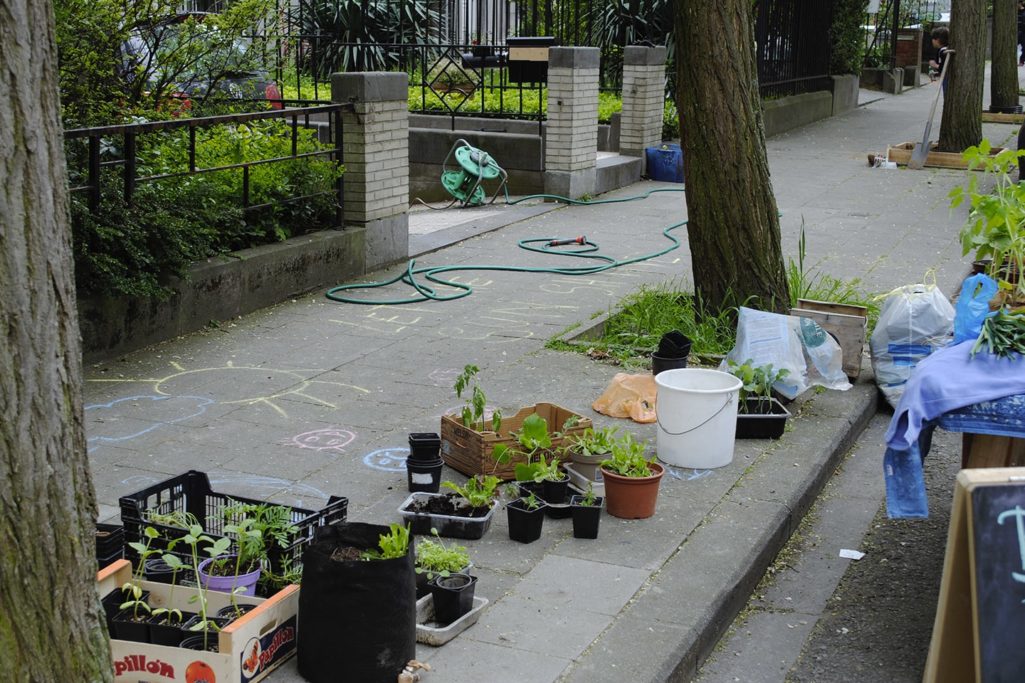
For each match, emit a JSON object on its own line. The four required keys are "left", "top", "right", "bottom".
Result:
{"left": 786, "top": 223, "right": 880, "bottom": 333}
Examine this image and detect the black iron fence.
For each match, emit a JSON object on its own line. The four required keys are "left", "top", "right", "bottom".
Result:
{"left": 65, "top": 104, "right": 349, "bottom": 225}
{"left": 754, "top": 0, "right": 835, "bottom": 99}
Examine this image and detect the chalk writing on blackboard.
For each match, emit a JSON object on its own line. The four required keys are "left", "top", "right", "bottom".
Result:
{"left": 997, "top": 505, "right": 1025, "bottom": 590}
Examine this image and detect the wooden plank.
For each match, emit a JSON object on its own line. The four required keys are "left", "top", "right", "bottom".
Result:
{"left": 885, "top": 142, "right": 1005, "bottom": 170}
{"left": 962, "top": 433, "right": 1025, "bottom": 469}
{"left": 981, "top": 111, "right": 1025, "bottom": 124}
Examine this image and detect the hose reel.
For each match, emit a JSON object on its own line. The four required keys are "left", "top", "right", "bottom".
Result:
{"left": 440, "top": 139, "right": 509, "bottom": 208}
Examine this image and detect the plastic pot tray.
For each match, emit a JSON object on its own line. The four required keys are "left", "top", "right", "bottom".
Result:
{"left": 563, "top": 463, "right": 606, "bottom": 498}
{"left": 398, "top": 492, "right": 496, "bottom": 540}
{"left": 416, "top": 594, "right": 489, "bottom": 646}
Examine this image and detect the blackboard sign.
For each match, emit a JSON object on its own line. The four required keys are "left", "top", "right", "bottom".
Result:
{"left": 971, "top": 484, "right": 1025, "bottom": 682}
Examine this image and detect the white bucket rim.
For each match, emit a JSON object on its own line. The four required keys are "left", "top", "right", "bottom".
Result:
{"left": 654, "top": 368, "right": 742, "bottom": 394}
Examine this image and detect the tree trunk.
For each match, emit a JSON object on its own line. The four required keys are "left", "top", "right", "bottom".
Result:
{"left": 938, "top": 0, "right": 986, "bottom": 151}
{"left": 673, "top": 1, "right": 789, "bottom": 313}
{"left": 0, "top": 1, "right": 113, "bottom": 680}
{"left": 991, "top": 0, "right": 1020, "bottom": 113}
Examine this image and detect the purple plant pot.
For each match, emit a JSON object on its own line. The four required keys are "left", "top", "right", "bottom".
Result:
{"left": 197, "top": 556, "right": 261, "bottom": 597}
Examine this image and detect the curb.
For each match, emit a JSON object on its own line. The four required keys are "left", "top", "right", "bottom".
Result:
{"left": 560, "top": 374, "right": 879, "bottom": 682}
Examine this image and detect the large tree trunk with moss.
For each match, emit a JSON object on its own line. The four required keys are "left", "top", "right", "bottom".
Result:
{"left": 673, "top": 1, "right": 790, "bottom": 313}
{"left": 938, "top": 0, "right": 986, "bottom": 151}
{"left": 0, "top": 1, "right": 113, "bottom": 680}
{"left": 991, "top": 0, "right": 1020, "bottom": 113}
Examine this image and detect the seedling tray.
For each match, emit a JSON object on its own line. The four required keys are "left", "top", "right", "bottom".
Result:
{"left": 416, "top": 594, "right": 489, "bottom": 646}
{"left": 736, "top": 398, "right": 791, "bottom": 439}
{"left": 120, "top": 470, "right": 347, "bottom": 572}
{"left": 440, "top": 403, "right": 591, "bottom": 479}
{"left": 98, "top": 560, "right": 297, "bottom": 682}
{"left": 398, "top": 492, "right": 495, "bottom": 540}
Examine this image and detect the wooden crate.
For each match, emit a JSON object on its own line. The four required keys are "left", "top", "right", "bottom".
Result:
{"left": 440, "top": 402, "right": 592, "bottom": 479}
{"left": 790, "top": 299, "right": 868, "bottom": 381}
{"left": 886, "top": 142, "right": 1005, "bottom": 170}
{"left": 981, "top": 111, "right": 1024, "bottom": 124}
{"left": 98, "top": 560, "right": 298, "bottom": 683}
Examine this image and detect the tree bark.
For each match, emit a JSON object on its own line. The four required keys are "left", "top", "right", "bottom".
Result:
{"left": 991, "top": 0, "right": 1020, "bottom": 113}
{"left": 673, "top": 1, "right": 789, "bottom": 313}
{"left": 938, "top": 0, "right": 986, "bottom": 151}
{"left": 0, "top": 0, "right": 113, "bottom": 680}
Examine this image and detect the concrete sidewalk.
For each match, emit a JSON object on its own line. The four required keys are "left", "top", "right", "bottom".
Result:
{"left": 86, "top": 82, "right": 1013, "bottom": 682}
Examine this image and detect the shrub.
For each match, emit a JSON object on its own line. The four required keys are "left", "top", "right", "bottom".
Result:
{"left": 70, "top": 119, "right": 343, "bottom": 299}
{"left": 830, "top": 0, "right": 870, "bottom": 75}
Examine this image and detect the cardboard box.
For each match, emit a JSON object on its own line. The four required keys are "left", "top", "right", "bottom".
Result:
{"left": 98, "top": 560, "right": 298, "bottom": 683}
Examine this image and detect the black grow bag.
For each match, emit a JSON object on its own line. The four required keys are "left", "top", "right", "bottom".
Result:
{"left": 297, "top": 522, "right": 416, "bottom": 683}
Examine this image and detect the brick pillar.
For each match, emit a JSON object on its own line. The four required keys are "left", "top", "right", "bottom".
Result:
{"left": 331, "top": 72, "right": 409, "bottom": 269}
{"left": 619, "top": 45, "right": 668, "bottom": 170}
{"left": 545, "top": 47, "right": 600, "bottom": 199}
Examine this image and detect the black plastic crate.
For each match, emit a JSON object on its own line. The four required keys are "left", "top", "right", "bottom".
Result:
{"left": 119, "top": 470, "right": 347, "bottom": 573}
{"left": 96, "top": 523, "right": 124, "bottom": 563}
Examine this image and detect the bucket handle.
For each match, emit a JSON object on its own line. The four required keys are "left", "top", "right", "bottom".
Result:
{"left": 656, "top": 393, "right": 735, "bottom": 436}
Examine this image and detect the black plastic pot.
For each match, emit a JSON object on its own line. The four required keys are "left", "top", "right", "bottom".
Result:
{"left": 95, "top": 523, "right": 124, "bottom": 566}
{"left": 103, "top": 588, "right": 149, "bottom": 621}
{"left": 181, "top": 614, "right": 231, "bottom": 639}
{"left": 144, "top": 558, "right": 193, "bottom": 585}
{"left": 217, "top": 603, "right": 257, "bottom": 622}
{"left": 736, "top": 398, "right": 791, "bottom": 439}
{"left": 541, "top": 477, "right": 569, "bottom": 505}
{"left": 651, "top": 352, "right": 689, "bottom": 376}
{"left": 407, "top": 432, "right": 441, "bottom": 462}
{"left": 148, "top": 611, "right": 194, "bottom": 647}
{"left": 658, "top": 331, "right": 693, "bottom": 358}
{"left": 507, "top": 498, "right": 546, "bottom": 543}
{"left": 429, "top": 573, "right": 478, "bottom": 625}
{"left": 180, "top": 634, "right": 219, "bottom": 652}
{"left": 406, "top": 457, "right": 444, "bottom": 493}
{"left": 570, "top": 495, "right": 604, "bottom": 539}
{"left": 112, "top": 609, "right": 150, "bottom": 643}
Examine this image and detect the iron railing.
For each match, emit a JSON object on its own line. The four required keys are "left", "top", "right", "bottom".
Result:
{"left": 65, "top": 104, "right": 349, "bottom": 226}
{"left": 754, "top": 0, "right": 835, "bottom": 99}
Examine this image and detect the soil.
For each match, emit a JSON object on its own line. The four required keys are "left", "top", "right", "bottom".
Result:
{"left": 206, "top": 559, "right": 258, "bottom": 577}
{"left": 329, "top": 546, "right": 364, "bottom": 562}
{"left": 405, "top": 493, "right": 490, "bottom": 518}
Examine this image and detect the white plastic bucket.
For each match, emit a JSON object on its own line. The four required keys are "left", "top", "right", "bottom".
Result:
{"left": 654, "top": 368, "right": 743, "bottom": 469}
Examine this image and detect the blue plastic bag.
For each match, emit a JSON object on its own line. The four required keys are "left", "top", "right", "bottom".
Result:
{"left": 953, "top": 273, "right": 999, "bottom": 344}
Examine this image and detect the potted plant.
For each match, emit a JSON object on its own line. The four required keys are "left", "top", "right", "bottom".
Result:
{"left": 534, "top": 456, "right": 572, "bottom": 518}
{"left": 147, "top": 548, "right": 195, "bottom": 646}
{"left": 599, "top": 433, "right": 664, "bottom": 519}
{"left": 399, "top": 474, "right": 500, "bottom": 539}
{"left": 562, "top": 426, "right": 619, "bottom": 481}
{"left": 297, "top": 522, "right": 416, "bottom": 683}
{"left": 197, "top": 515, "right": 263, "bottom": 597}
{"left": 440, "top": 364, "right": 591, "bottom": 478}
{"left": 952, "top": 142, "right": 1025, "bottom": 305}
{"left": 506, "top": 492, "right": 547, "bottom": 543}
{"left": 725, "top": 359, "right": 791, "bottom": 439}
{"left": 429, "top": 573, "right": 478, "bottom": 625}
{"left": 175, "top": 524, "right": 233, "bottom": 652}
{"left": 570, "top": 485, "right": 604, "bottom": 539}
{"left": 414, "top": 529, "right": 471, "bottom": 599}
{"left": 110, "top": 525, "right": 160, "bottom": 643}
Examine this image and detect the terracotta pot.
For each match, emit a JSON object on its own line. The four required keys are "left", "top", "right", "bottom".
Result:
{"left": 600, "top": 463, "right": 664, "bottom": 519}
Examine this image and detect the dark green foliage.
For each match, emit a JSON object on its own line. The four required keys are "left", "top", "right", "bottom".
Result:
{"left": 830, "top": 0, "right": 870, "bottom": 75}
{"left": 69, "top": 120, "right": 342, "bottom": 299}
{"left": 294, "top": 0, "right": 439, "bottom": 77}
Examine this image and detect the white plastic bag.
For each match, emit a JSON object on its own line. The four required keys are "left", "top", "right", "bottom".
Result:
{"left": 722, "top": 307, "right": 852, "bottom": 400}
{"left": 869, "top": 283, "right": 954, "bottom": 407}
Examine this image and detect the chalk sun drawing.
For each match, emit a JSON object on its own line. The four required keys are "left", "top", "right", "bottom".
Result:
{"left": 88, "top": 361, "right": 370, "bottom": 418}
{"left": 363, "top": 447, "right": 409, "bottom": 473}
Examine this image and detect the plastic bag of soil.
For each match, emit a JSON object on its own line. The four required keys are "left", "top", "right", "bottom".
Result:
{"left": 297, "top": 522, "right": 416, "bottom": 683}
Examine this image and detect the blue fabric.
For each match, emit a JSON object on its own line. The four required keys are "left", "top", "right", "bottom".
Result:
{"left": 884, "top": 341, "right": 1025, "bottom": 519}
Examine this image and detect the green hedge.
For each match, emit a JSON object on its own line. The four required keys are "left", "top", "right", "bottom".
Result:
{"left": 71, "top": 120, "right": 343, "bottom": 299}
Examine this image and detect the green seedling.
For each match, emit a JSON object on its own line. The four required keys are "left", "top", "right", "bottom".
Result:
{"left": 454, "top": 364, "right": 502, "bottom": 433}
{"left": 442, "top": 475, "right": 500, "bottom": 509}
{"left": 415, "top": 529, "right": 470, "bottom": 582}
{"left": 725, "top": 359, "right": 790, "bottom": 413}
{"left": 600, "top": 432, "right": 654, "bottom": 478}
{"left": 362, "top": 523, "right": 411, "bottom": 560}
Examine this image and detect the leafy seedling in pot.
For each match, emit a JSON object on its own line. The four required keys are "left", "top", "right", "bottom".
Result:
{"left": 454, "top": 364, "right": 501, "bottom": 433}
{"left": 726, "top": 359, "right": 789, "bottom": 413}
{"left": 415, "top": 528, "right": 470, "bottom": 582}
{"left": 442, "top": 475, "right": 501, "bottom": 510}
{"left": 361, "top": 523, "right": 411, "bottom": 560}
{"left": 492, "top": 413, "right": 554, "bottom": 481}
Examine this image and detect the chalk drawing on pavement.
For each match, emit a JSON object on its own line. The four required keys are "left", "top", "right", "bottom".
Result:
{"left": 289, "top": 428, "right": 356, "bottom": 453}
{"left": 363, "top": 447, "right": 409, "bottom": 473}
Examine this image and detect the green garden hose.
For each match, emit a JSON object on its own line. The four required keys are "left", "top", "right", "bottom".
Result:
{"left": 325, "top": 184, "right": 687, "bottom": 306}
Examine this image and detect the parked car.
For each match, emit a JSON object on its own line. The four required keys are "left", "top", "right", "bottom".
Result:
{"left": 120, "top": 12, "right": 282, "bottom": 109}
